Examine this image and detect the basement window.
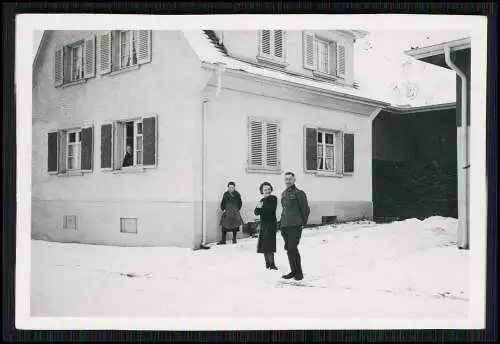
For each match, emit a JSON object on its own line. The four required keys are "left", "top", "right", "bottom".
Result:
{"left": 62, "top": 215, "right": 78, "bottom": 230}
{"left": 120, "top": 218, "right": 138, "bottom": 234}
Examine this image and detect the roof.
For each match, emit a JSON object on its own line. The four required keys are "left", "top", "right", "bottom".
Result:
{"left": 184, "top": 31, "right": 390, "bottom": 107}
{"left": 385, "top": 101, "right": 456, "bottom": 114}
{"left": 404, "top": 37, "right": 471, "bottom": 68}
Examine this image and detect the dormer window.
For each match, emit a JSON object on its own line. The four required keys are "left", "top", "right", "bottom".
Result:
{"left": 303, "top": 31, "right": 346, "bottom": 80}
{"left": 258, "top": 30, "right": 286, "bottom": 66}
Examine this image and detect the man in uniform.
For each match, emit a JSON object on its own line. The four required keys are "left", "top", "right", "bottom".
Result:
{"left": 280, "top": 172, "right": 310, "bottom": 281}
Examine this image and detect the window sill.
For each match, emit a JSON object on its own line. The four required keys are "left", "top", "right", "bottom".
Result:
{"left": 56, "top": 171, "right": 84, "bottom": 177}
{"left": 256, "top": 55, "right": 288, "bottom": 68}
{"left": 312, "top": 71, "right": 340, "bottom": 82}
{"left": 110, "top": 65, "right": 140, "bottom": 77}
{"left": 246, "top": 167, "right": 283, "bottom": 175}
{"left": 61, "top": 79, "right": 87, "bottom": 88}
{"left": 112, "top": 167, "right": 145, "bottom": 174}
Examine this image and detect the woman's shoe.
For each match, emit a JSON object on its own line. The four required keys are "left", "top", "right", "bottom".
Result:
{"left": 269, "top": 264, "right": 278, "bottom": 270}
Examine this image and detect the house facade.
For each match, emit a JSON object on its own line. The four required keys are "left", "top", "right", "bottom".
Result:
{"left": 32, "top": 30, "right": 390, "bottom": 249}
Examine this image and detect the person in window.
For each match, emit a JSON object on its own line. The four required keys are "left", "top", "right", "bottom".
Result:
{"left": 122, "top": 145, "right": 133, "bottom": 167}
{"left": 218, "top": 181, "right": 243, "bottom": 245}
{"left": 254, "top": 182, "right": 278, "bottom": 270}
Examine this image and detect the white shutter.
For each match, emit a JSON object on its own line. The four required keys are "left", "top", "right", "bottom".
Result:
{"left": 83, "top": 36, "right": 96, "bottom": 79}
{"left": 330, "top": 41, "right": 338, "bottom": 75}
{"left": 337, "top": 44, "right": 346, "bottom": 78}
{"left": 266, "top": 122, "right": 280, "bottom": 168}
{"left": 273, "top": 30, "right": 283, "bottom": 59}
{"left": 98, "top": 31, "right": 112, "bottom": 75}
{"left": 137, "top": 30, "right": 152, "bottom": 65}
{"left": 54, "top": 47, "right": 64, "bottom": 86}
{"left": 249, "top": 120, "right": 263, "bottom": 167}
{"left": 303, "top": 31, "right": 316, "bottom": 70}
{"left": 260, "top": 30, "right": 271, "bottom": 56}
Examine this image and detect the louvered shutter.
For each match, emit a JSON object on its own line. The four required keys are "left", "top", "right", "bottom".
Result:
{"left": 81, "top": 126, "right": 94, "bottom": 172}
{"left": 303, "top": 31, "right": 316, "bottom": 70}
{"left": 98, "top": 31, "right": 112, "bottom": 75}
{"left": 330, "top": 41, "right": 338, "bottom": 75}
{"left": 47, "top": 131, "right": 59, "bottom": 173}
{"left": 137, "top": 30, "right": 152, "bottom": 65}
{"left": 62, "top": 46, "right": 72, "bottom": 84}
{"left": 273, "top": 30, "right": 283, "bottom": 59}
{"left": 83, "top": 36, "right": 96, "bottom": 79}
{"left": 337, "top": 44, "right": 346, "bottom": 78}
{"left": 343, "top": 133, "right": 354, "bottom": 173}
{"left": 304, "top": 127, "right": 318, "bottom": 172}
{"left": 266, "top": 122, "right": 280, "bottom": 168}
{"left": 54, "top": 48, "right": 64, "bottom": 86}
{"left": 100, "top": 124, "right": 113, "bottom": 169}
{"left": 335, "top": 132, "right": 343, "bottom": 173}
{"left": 142, "top": 115, "right": 157, "bottom": 167}
{"left": 249, "top": 120, "right": 264, "bottom": 168}
{"left": 260, "top": 30, "right": 271, "bottom": 56}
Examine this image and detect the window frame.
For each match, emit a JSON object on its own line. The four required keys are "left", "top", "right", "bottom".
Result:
{"left": 69, "top": 41, "right": 84, "bottom": 83}
{"left": 247, "top": 116, "right": 282, "bottom": 174}
{"left": 119, "top": 118, "right": 143, "bottom": 169}
{"left": 315, "top": 37, "right": 331, "bottom": 75}
{"left": 65, "top": 129, "right": 82, "bottom": 172}
{"left": 316, "top": 129, "right": 338, "bottom": 173}
{"left": 118, "top": 30, "right": 138, "bottom": 70}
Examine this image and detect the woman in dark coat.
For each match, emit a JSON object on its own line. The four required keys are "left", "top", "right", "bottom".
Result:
{"left": 218, "top": 181, "right": 244, "bottom": 244}
{"left": 254, "top": 181, "right": 278, "bottom": 270}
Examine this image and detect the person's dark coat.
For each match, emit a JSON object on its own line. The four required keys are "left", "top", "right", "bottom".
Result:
{"left": 220, "top": 191, "right": 243, "bottom": 230}
{"left": 122, "top": 152, "right": 133, "bottom": 167}
{"left": 280, "top": 185, "right": 310, "bottom": 228}
{"left": 254, "top": 195, "right": 278, "bottom": 253}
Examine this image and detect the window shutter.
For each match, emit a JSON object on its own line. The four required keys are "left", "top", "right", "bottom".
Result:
{"left": 260, "top": 30, "right": 271, "bottom": 56}
{"left": 54, "top": 48, "right": 64, "bottom": 86}
{"left": 98, "top": 31, "right": 112, "bottom": 75}
{"left": 100, "top": 124, "right": 113, "bottom": 169}
{"left": 47, "top": 131, "right": 59, "bottom": 173}
{"left": 273, "top": 30, "right": 283, "bottom": 58}
{"left": 303, "top": 31, "right": 316, "bottom": 70}
{"left": 304, "top": 127, "right": 318, "bottom": 171}
{"left": 330, "top": 41, "right": 338, "bottom": 76}
{"left": 81, "top": 126, "right": 94, "bottom": 171}
{"left": 249, "top": 120, "right": 264, "bottom": 168}
{"left": 137, "top": 30, "right": 152, "bottom": 65}
{"left": 335, "top": 132, "right": 343, "bottom": 173}
{"left": 266, "top": 122, "right": 280, "bottom": 168}
{"left": 142, "top": 115, "right": 157, "bottom": 167}
{"left": 62, "top": 46, "right": 71, "bottom": 84}
{"left": 83, "top": 36, "right": 96, "bottom": 79}
{"left": 337, "top": 44, "right": 346, "bottom": 78}
{"left": 58, "top": 131, "right": 67, "bottom": 174}
{"left": 343, "top": 133, "right": 354, "bottom": 173}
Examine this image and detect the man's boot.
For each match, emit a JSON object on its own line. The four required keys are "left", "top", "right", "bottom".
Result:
{"left": 268, "top": 253, "right": 278, "bottom": 270}
{"left": 217, "top": 231, "right": 227, "bottom": 245}
{"left": 232, "top": 230, "right": 237, "bottom": 244}
{"left": 282, "top": 253, "right": 295, "bottom": 279}
{"left": 293, "top": 254, "right": 303, "bottom": 281}
{"left": 264, "top": 254, "right": 270, "bottom": 269}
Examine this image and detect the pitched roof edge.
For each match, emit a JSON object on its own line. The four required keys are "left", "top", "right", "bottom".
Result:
{"left": 33, "top": 30, "right": 49, "bottom": 71}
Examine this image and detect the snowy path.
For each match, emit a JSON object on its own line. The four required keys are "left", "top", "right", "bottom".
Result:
{"left": 31, "top": 217, "right": 469, "bottom": 318}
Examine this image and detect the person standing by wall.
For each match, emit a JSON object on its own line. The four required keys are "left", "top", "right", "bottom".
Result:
{"left": 280, "top": 172, "right": 310, "bottom": 281}
{"left": 218, "top": 181, "right": 243, "bottom": 244}
{"left": 254, "top": 182, "right": 278, "bottom": 270}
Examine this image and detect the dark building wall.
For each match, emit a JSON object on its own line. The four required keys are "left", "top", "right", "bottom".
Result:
{"left": 373, "top": 108, "right": 457, "bottom": 221}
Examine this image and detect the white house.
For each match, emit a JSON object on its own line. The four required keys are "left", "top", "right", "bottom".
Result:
{"left": 32, "top": 30, "right": 393, "bottom": 249}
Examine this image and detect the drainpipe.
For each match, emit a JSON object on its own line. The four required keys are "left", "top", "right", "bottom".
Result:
{"left": 200, "top": 63, "right": 226, "bottom": 249}
{"left": 444, "top": 45, "right": 469, "bottom": 249}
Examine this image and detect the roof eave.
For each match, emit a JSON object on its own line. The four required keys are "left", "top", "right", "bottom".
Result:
{"left": 33, "top": 31, "right": 49, "bottom": 70}
{"left": 404, "top": 37, "right": 471, "bottom": 61}
{"left": 385, "top": 101, "right": 456, "bottom": 114}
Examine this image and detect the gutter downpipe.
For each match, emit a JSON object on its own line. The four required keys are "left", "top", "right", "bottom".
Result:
{"left": 444, "top": 45, "right": 469, "bottom": 250}
{"left": 200, "top": 63, "right": 226, "bottom": 249}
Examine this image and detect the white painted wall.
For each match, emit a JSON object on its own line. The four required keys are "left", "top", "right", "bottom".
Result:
{"left": 220, "top": 30, "right": 355, "bottom": 85}
{"left": 202, "top": 85, "right": 373, "bottom": 242}
{"left": 32, "top": 30, "right": 208, "bottom": 248}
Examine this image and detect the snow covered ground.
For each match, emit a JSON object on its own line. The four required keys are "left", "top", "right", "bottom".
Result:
{"left": 31, "top": 216, "right": 469, "bottom": 318}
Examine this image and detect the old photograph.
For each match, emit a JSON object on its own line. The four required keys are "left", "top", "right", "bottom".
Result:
{"left": 17, "top": 14, "right": 487, "bottom": 330}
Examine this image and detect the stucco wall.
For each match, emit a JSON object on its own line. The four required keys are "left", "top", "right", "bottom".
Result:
{"left": 199, "top": 87, "right": 373, "bottom": 244}
{"left": 32, "top": 30, "right": 207, "bottom": 248}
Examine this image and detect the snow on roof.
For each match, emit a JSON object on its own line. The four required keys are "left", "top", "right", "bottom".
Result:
{"left": 183, "top": 31, "right": 390, "bottom": 106}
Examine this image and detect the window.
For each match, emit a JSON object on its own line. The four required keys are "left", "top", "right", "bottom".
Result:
{"left": 258, "top": 30, "right": 285, "bottom": 64}
{"left": 100, "top": 115, "right": 157, "bottom": 171}
{"left": 120, "top": 218, "right": 138, "bottom": 234}
{"left": 119, "top": 30, "right": 138, "bottom": 69}
{"left": 66, "top": 130, "right": 82, "bottom": 171}
{"left": 98, "top": 30, "right": 152, "bottom": 75}
{"left": 47, "top": 126, "right": 94, "bottom": 175}
{"left": 304, "top": 127, "right": 354, "bottom": 176}
{"left": 303, "top": 31, "right": 346, "bottom": 79}
{"left": 63, "top": 215, "right": 78, "bottom": 230}
{"left": 54, "top": 36, "right": 96, "bottom": 87}
{"left": 248, "top": 118, "right": 280, "bottom": 172}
